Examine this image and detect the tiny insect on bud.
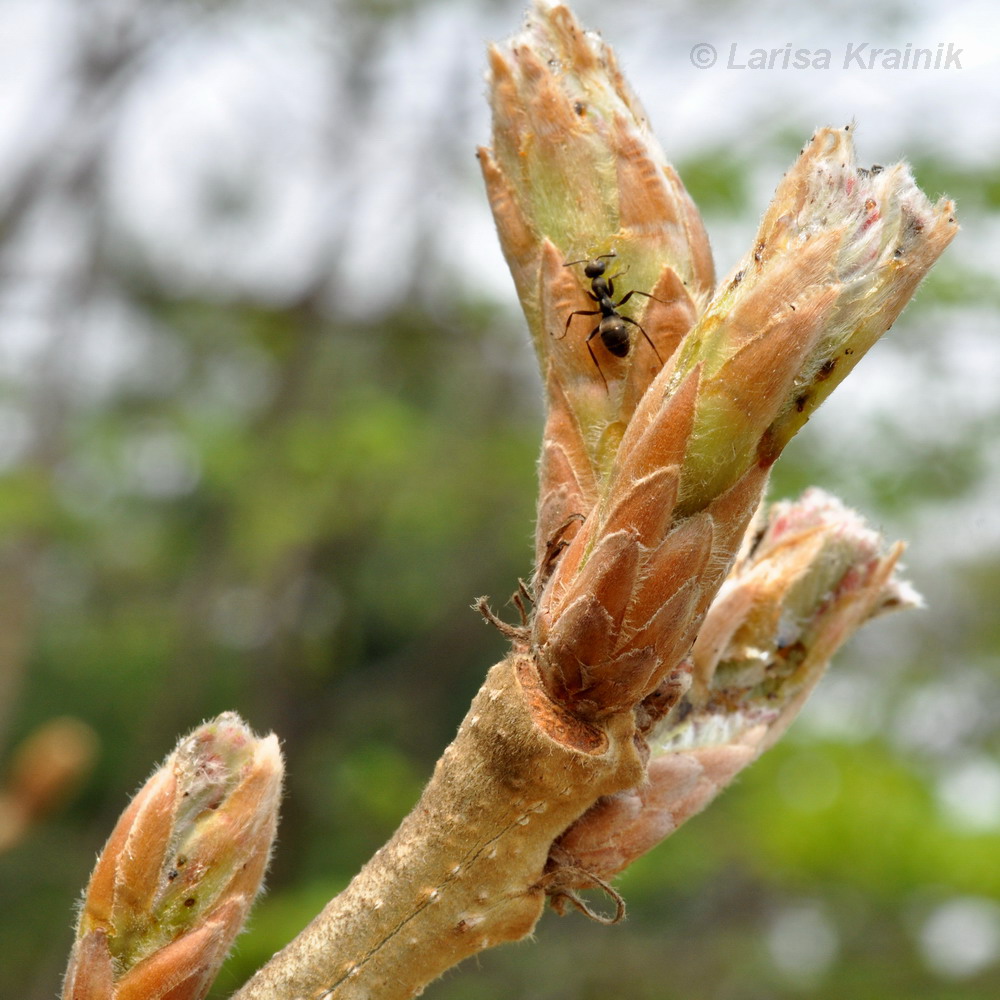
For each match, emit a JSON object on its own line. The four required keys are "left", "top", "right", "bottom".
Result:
{"left": 521, "top": 108, "right": 953, "bottom": 723}
{"left": 479, "top": 2, "right": 715, "bottom": 583}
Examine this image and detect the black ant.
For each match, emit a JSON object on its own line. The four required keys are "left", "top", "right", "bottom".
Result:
{"left": 556, "top": 252, "right": 664, "bottom": 389}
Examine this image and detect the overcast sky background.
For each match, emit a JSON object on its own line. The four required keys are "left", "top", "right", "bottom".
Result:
{"left": 2, "top": 0, "right": 995, "bottom": 296}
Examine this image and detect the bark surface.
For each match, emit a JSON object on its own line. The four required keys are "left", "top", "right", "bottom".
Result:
{"left": 233, "top": 655, "right": 645, "bottom": 1000}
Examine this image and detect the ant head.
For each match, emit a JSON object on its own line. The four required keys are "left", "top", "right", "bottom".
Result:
{"left": 564, "top": 251, "right": 616, "bottom": 278}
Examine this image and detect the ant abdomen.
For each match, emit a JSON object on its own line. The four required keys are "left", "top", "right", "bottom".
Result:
{"left": 600, "top": 318, "right": 631, "bottom": 357}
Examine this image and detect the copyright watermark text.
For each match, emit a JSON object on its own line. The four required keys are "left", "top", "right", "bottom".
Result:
{"left": 690, "top": 41, "right": 963, "bottom": 71}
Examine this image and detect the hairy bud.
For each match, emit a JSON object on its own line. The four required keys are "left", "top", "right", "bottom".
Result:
{"left": 555, "top": 490, "right": 919, "bottom": 878}
{"left": 63, "top": 714, "right": 282, "bottom": 1000}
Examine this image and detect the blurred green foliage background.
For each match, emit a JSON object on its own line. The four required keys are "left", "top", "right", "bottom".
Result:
{"left": 1, "top": 1, "right": 998, "bottom": 998}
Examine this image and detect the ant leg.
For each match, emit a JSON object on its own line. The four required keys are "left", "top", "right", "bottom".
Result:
{"left": 615, "top": 288, "right": 665, "bottom": 308}
{"left": 585, "top": 326, "right": 610, "bottom": 392}
{"left": 556, "top": 307, "right": 600, "bottom": 340}
{"left": 619, "top": 315, "right": 664, "bottom": 366}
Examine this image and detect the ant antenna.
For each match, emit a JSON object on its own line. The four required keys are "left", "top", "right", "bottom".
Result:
{"left": 563, "top": 251, "right": 616, "bottom": 268}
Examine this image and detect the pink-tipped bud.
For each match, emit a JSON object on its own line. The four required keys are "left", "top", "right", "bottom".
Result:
{"left": 657, "top": 125, "right": 957, "bottom": 509}
{"left": 554, "top": 490, "right": 915, "bottom": 878}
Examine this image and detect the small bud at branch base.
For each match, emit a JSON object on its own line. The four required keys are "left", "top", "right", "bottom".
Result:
{"left": 63, "top": 713, "right": 282, "bottom": 1000}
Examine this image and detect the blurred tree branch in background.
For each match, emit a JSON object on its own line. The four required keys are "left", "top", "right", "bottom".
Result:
{"left": 0, "top": 0, "right": 158, "bottom": 842}
{"left": 1, "top": 3, "right": 534, "bottom": 993}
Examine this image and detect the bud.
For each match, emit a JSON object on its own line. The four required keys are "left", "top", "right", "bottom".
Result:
{"left": 62, "top": 713, "right": 283, "bottom": 1000}
{"left": 0, "top": 716, "right": 97, "bottom": 853}
{"left": 479, "top": 1, "right": 714, "bottom": 580}
{"left": 554, "top": 490, "right": 918, "bottom": 878}
{"left": 527, "top": 132, "right": 952, "bottom": 718}
{"left": 481, "top": 0, "right": 953, "bottom": 905}
{"left": 658, "top": 125, "right": 958, "bottom": 512}
{"left": 485, "top": 3, "right": 954, "bottom": 728}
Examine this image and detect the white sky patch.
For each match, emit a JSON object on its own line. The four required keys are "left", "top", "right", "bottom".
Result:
{"left": 935, "top": 755, "right": 1000, "bottom": 831}
{"left": 767, "top": 902, "right": 840, "bottom": 984}
{"left": 610, "top": 0, "right": 1000, "bottom": 160}
{"left": 0, "top": 0, "right": 76, "bottom": 181}
{"left": 919, "top": 896, "right": 1000, "bottom": 979}
{"left": 892, "top": 675, "right": 996, "bottom": 757}
{"left": 796, "top": 670, "right": 888, "bottom": 742}
{"left": 122, "top": 426, "right": 201, "bottom": 499}
{"left": 107, "top": 7, "right": 338, "bottom": 297}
